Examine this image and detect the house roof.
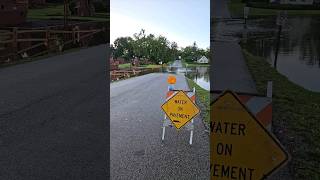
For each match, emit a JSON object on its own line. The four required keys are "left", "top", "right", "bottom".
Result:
{"left": 197, "top": 56, "right": 208, "bottom": 61}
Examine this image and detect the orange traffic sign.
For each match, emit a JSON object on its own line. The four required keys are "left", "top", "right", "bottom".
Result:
{"left": 161, "top": 90, "right": 200, "bottom": 129}
{"left": 210, "top": 90, "right": 289, "bottom": 180}
{"left": 167, "top": 75, "right": 176, "bottom": 84}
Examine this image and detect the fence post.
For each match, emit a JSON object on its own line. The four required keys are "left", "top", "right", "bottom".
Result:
{"left": 72, "top": 26, "right": 76, "bottom": 44}
{"left": 46, "top": 27, "right": 50, "bottom": 53}
{"left": 76, "top": 26, "right": 80, "bottom": 43}
{"left": 12, "top": 27, "right": 18, "bottom": 60}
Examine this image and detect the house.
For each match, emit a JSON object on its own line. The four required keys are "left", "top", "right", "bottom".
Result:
{"left": 132, "top": 57, "right": 140, "bottom": 66}
{"left": 197, "top": 56, "right": 209, "bottom": 64}
{"left": 116, "top": 57, "right": 125, "bottom": 64}
{"left": 0, "top": 0, "right": 28, "bottom": 26}
{"left": 110, "top": 57, "right": 119, "bottom": 71}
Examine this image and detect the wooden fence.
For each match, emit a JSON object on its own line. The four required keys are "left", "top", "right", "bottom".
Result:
{"left": 110, "top": 68, "right": 161, "bottom": 81}
{"left": 0, "top": 22, "right": 107, "bottom": 63}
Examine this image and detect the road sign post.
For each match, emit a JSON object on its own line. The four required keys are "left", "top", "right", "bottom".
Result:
{"left": 210, "top": 90, "right": 289, "bottom": 179}
{"left": 161, "top": 75, "right": 200, "bottom": 144}
{"left": 161, "top": 88, "right": 199, "bottom": 145}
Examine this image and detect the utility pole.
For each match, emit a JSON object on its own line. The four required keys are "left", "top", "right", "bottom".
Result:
{"left": 274, "top": 24, "right": 282, "bottom": 69}
{"left": 274, "top": 11, "right": 287, "bottom": 69}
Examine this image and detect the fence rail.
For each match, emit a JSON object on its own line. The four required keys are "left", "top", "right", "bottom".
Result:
{"left": 110, "top": 68, "right": 161, "bottom": 81}
{"left": 0, "top": 22, "right": 107, "bottom": 63}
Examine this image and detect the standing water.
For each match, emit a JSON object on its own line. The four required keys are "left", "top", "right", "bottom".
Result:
{"left": 167, "top": 60, "right": 210, "bottom": 91}
{"left": 213, "top": 16, "right": 320, "bottom": 92}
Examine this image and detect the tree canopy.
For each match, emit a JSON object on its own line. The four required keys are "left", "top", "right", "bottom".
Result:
{"left": 112, "top": 29, "right": 209, "bottom": 64}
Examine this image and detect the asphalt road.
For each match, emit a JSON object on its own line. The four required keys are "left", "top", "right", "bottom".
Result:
{"left": 211, "top": 0, "right": 257, "bottom": 93}
{"left": 211, "top": 0, "right": 231, "bottom": 19}
{"left": 170, "top": 60, "right": 183, "bottom": 68}
{"left": 0, "top": 45, "right": 109, "bottom": 179}
{"left": 110, "top": 73, "right": 209, "bottom": 179}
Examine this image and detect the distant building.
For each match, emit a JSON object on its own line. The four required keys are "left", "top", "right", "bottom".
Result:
{"left": 197, "top": 56, "right": 209, "bottom": 64}
{"left": 0, "top": 0, "right": 28, "bottom": 26}
{"left": 117, "top": 57, "right": 125, "bottom": 64}
{"left": 132, "top": 57, "right": 140, "bottom": 66}
{"left": 110, "top": 57, "right": 119, "bottom": 71}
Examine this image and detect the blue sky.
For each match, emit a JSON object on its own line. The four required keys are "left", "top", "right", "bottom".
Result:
{"left": 110, "top": 0, "right": 209, "bottom": 49}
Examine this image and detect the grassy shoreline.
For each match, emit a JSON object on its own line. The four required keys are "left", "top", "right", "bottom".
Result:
{"left": 186, "top": 77, "right": 210, "bottom": 126}
{"left": 242, "top": 49, "right": 320, "bottom": 179}
{"left": 186, "top": 63, "right": 209, "bottom": 67}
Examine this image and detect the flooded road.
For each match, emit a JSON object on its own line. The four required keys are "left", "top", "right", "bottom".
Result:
{"left": 213, "top": 16, "right": 320, "bottom": 92}
{"left": 167, "top": 60, "right": 210, "bottom": 91}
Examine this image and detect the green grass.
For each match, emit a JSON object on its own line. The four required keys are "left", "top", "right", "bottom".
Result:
{"left": 242, "top": 49, "right": 320, "bottom": 179}
{"left": 186, "top": 62, "right": 210, "bottom": 67}
{"left": 27, "top": 4, "right": 108, "bottom": 21}
{"left": 227, "top": 0, "right": 320, "bottom": 18}
{"left": 118, "top": 63, "right": 164, "bottom": 69}
{"left": 186, "top": 78, "right": 210, "bottom": 125}
{"left": 139, "top": 64, "right": 163, "bottom": 68}
{"left": 118, "top": 63, "right": 131, "bottom": 69}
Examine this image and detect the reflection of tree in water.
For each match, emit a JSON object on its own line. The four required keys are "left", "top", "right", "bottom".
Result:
{"left": 287, "top": 17, "right": 320, "bottom": 67}
{"left": 186, "top": 67, "right": 209, "bottom": 82}
{"left": 242, "top": 17, "right": 320, "bottom": 68}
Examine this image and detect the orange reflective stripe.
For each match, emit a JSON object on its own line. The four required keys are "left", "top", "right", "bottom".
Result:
{"left": 256, "top": 104, "right": 272, "bottom": 127}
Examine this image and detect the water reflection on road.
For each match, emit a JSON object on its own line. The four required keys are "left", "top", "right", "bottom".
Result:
{"left": 213, "top": 16, "right": 320, "bottom": 92}
{"left": 167, "top": 60, "right": 210, "bottom": 91}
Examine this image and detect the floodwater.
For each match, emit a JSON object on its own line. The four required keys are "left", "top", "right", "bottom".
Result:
{"left": 213, "top": 16, "right": 320, "bottom": 92}
{"left": 166, "top": 60, "right": 210, "bottom": 91}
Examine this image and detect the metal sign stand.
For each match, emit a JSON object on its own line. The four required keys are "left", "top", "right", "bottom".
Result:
{"left": 161, "top": 87, "right": 196, "bottom": 145}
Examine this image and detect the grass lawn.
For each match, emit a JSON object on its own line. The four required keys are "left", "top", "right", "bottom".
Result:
{"left": 139, "top": 64, "right": 163, "bottom": 68}
{"left": 118, "top": 63, "right": 131, "bottom": 69}
{"left": 27, "top": 4, "right": 108, "bottom": 21}
{"left": 118, "top": 63, "right": 163, "bottom": 69}
{"left": 243, "top": 49, "right": 320, "bottom": 179}
{"left": 186, "top": 63, "right": 210, "bottom": 67}
{"left": 228, "top": 0, "right": 320, "bottom": 18}
{"left": 186, "top": 78, "right": 210, "bottom": 125}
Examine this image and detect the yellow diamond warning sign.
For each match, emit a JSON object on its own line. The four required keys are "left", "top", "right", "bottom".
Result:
{"left": 161, "top": 90, "right": 200, "bottom": 129}
{"left": 210, "top": 91, "right": 289, "bottom": 180}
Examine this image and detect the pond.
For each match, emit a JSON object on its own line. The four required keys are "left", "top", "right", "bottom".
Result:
{"left": 166, "top": 60, "right": 210, "bottom": 91}
{"left": 213, "top": 16, "right": 320, "bottom": 92}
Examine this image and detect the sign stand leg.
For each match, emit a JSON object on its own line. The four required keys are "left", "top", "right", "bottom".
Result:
{"left": 162, "top": 126, "right": 166, "bottom": 141}
{"left": 267, "top": 81, "right": 273, "bottom": 132}
{"left": 162, "top": 115, "right": 166, "bottom": 141}
{"left": 189, "top": 119, "right": 194, "bottom": 145}
{"left": 189, "top": 87, "right": 196, "bottom": 145}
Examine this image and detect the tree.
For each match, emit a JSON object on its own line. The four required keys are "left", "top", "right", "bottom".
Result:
{"left": 112, "top": 29, "right": 183, "bottom": 64}
{"left": 180, "top": 42, "right": 208, "bottom": 62}
{"left": 113, "top": 37, "right": 134, "bottom": 61}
